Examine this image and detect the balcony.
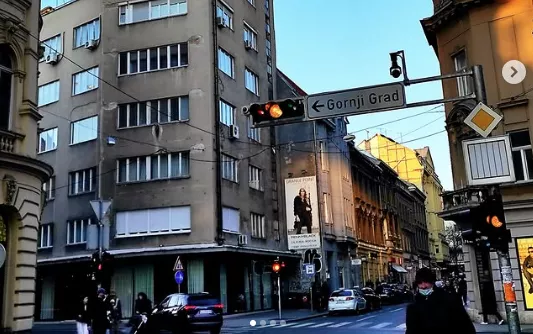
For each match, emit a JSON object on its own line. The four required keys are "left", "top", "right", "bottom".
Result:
{"left": 0, "top": 130, "right": 17, "bottom": 153}
{"left": 439, "top": 186, "right": 490, "bottom": 221}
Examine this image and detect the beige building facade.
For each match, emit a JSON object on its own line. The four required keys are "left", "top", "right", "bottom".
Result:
{"left": 422, "top": 0, "right": 533, "bottom": 323}
{"left": 0, "top": 0, "right": 54, "bottom": 332}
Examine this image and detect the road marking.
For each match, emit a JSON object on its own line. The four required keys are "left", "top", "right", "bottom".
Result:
{"left": 350, "top": 321, "right": 372, "bottom": 328}
{"left": 389, "top": 307, "right": 404, "bottom": 312}
{"left": 370, "top": 322, "right": 392, "bottom": 329}
{"left": 277, "top": 322, "right": 297, "bottom": 328}
{"left": 328, "top": 321, "right": 352, "bottom": 328}
{"left": 356, "top": 315, "right": 376, "bottom": 321}
{"left": 309, "top": 322, "right": 334, "bottom": 328}
{"left": 290, "top": 322, "right": 315, "bottom": 328}
{"left": 396, "top": 323, "right": 407, "bottom": 329}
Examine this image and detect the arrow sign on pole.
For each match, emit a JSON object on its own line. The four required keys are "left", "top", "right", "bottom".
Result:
{"left": 90, "top": 200, "right": 112, "bottom": 221}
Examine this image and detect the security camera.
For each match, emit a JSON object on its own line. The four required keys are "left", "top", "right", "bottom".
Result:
{"left": 389, "top": 53, "right": 402, "bottom": 79}
{"left": 242, "top": 105, "right": 250, "bottom": 116}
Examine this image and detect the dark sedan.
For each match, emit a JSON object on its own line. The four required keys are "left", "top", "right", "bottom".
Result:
{"left": 359, "top": 287, "right": 382, "bottom": 311}
{"left": 149, "top": 292, "right": 223, "bottom": 334}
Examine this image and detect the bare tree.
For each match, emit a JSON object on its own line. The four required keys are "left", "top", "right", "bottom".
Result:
{"left": 445, "top": 223, "right": 464, "bottom": 274}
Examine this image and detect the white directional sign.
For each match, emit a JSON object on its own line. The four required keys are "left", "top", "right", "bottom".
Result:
{"left": 306, "top": 83, "right": 406, "bottom": 119}
{"left": 304, "top": 264, "right": 315, "bottom": 275}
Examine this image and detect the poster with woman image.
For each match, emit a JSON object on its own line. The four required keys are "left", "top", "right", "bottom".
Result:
{"left": 516, "top": 236, "right": 533, "bottom": 310}
{"left": 284, "top": 176, "right": 321, "bottom": 250}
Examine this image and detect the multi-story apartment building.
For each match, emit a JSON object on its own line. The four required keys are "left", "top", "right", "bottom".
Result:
{"left": 348, "top": 144, "right": 429, "bottom": 287}
{"left": 421, "top": 0, "right": 533, "bottom": 323}
{"left": 0, "top": 1, "right": 54, "bottom": 332}
{"left": 36, "top": 0, "right": 288, "bottom": 320}
{"left": 359, "top": 134, "right": 449, "bottom": 272}
{"left": 275, "top": 69, "right": 354, "bottom": 292}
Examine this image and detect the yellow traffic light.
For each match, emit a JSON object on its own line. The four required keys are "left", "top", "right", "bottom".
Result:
{"left": 272, "top": 261, "right": 281, "bottom": 273}
{"left": 487, "top": 215, "right": 503, "bottom": 228}
{"left": 269, "top": 104, "right": 283, "bottom": 118}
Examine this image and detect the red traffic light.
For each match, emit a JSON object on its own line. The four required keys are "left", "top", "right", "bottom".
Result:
{"left": 98, "top": 264, "right": 102, "bottom": 271}
{"left": 272, "top": 261, "right": 281, "bottom": 273}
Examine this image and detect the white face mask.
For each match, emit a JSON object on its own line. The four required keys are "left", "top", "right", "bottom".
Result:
{"left": 419, "top": 288, "right": 433, "bottom": 296}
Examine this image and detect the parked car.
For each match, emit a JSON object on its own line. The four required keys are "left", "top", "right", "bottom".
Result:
{"left": 327, "top": 288, "right": 367, "bottom": 315}
{"left": 150, "top": 292, "right": 223, "bottom": 334}
{"left": 376, "top": 284, "right": 403, "bottom": 304}
{"left": 355, "top": 287, "right": 382, "bottom": 311}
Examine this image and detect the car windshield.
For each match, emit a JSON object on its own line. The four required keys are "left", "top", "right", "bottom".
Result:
{"left": 331, "top": 290, "right": 352, "bottom": 297}
{"left": 188, "top": 294, "right": 220, "bottom": 306}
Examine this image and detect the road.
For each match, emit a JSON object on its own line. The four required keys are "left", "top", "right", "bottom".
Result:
{"left": 223, "top": 304, "right": 408, "bottom": 334}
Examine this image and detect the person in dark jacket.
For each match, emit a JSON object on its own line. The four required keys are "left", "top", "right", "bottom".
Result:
{"left": 76, "top": 296, "right": 90, "bottom": 334}
{"left": 293, "top": 188, "right": 312, "bottom": 234}
{"left": 91, "top": 288, "right": 111, "bottom": 334}
{"left": 405, "top": 268, "right": 476, "bottom": 334}
{"left": 134, "top": 292, "right": 152, "bottom": 314}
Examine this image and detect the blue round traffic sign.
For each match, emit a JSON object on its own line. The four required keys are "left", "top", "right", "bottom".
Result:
{"left": 174, "top": 270, "right": 184, "bottom": 284}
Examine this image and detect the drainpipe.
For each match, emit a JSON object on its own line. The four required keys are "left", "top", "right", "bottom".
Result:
{"left": 212, "top": 0, "right": 224, "bottom": 246}
{"left": 313, "top": 122, "right": 325, "bottom": 282}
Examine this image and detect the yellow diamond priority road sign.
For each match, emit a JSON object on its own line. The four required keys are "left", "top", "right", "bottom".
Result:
{"left": 464, "top": 102, "right": 502, "bottom": 138}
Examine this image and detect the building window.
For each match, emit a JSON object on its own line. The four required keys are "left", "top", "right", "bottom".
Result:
{"left": 510, "top": 130, "right": 533, "bottom": 181}
{"left": 41, "top": 0, "right": 75, "bottom": 9}
{"left": 243, "top": 23, "right": 258, "bottom": 50}
{"left": 247, "top": 0, "right": 255, "bottom": 6}
{"left": 319, "top": 141, "right": 328, "bottom": 170}
{"left": 67, "top": 218, "right": 89, "bottom": 245}
{"left": 264, "top": 0, "right": 269, "bottom": 13}
{"left": 248, "top": 165, "right": 262, "bottom": 190}
{"left": 245, "top": 68, "right": 259, "bottom": 95}
{"left": 118, "top": 96, "right": 189, "bottom": 128}
{"left": 38, "top": 80, "right": 60, "bottom": 107}
{"left": 119, "top": 0, "right": 187, "bottom": 25}
{"left": 247, "top": 117, "right": 260, "bottom": 142}
{"left": 221, "top": 154, "right": 238, "bottom": 182}
{"left": 222, "top": 207, "right": 240, "bottom": 233}
{"left": 117, "top": 152, "right": 190, "bottom": 183}
{"left": 219, "top": 99, "right": 235, "bottom": 126}
{"left": 71, "top": 116, "right": 98, "bottom": 144}
{"left": 38, "top": 224, "right": 53, "bottom": 248}
{"left": 40, "top": 35, "right": 62, "bottom": 62}
{"left": 453, "top": 50, "right": 472, "bottom": 96}
{"left": 218, "top": 48, "right": 234, "bottom": 78}
{"left": 118, "top": 43, "right": 188, "bottom": 76}
{"left": 266, "top": 39, "right": 271, "bottom": 57}
{"left": 251, "top": 213, "right": 265, "bottom": 238}
{"left": 72, "top": 67, "right": 99, "bottom": 95}
{"left": 323, "top": 193, "right": 332, "bottom": 224}
{"left": 43, "top": 176, "right": 56, "bottom": 200}
{"left": 69, "top": 167, "right": 96, "bottom": 195}
{"left": 0, "top": 50, "right": 13, "bottom": 130}
{"left": 216, "top": 3, "right": 233, "bottom": 29}
{"left": 38, "top": 128, "right": 58, "bottom": 154}
{"left": 115, "top": 206, "right": 191, "bottom": 237}
{"left": 74, "top": 18, "right": 101, "bottom": 48}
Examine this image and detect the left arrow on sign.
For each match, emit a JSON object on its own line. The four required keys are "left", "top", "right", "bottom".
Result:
{"left": 312, "top": 100, "right": 324, "bottom": 113}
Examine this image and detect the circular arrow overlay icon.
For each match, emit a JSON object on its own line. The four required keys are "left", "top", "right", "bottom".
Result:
{"left": 502, "top": 60, "right": 526, "bottom": 85}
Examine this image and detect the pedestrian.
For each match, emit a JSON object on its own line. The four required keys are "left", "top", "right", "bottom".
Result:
{"left": 405, "top": 267, "right": 476, "bottom": 334}
{"left": 480, "top": 281, "right": 505, "bottom": 325}
{"left": 91, "top": 288, "right": 111, "bottom": 334}
{"left": 76, "top": 296, "right": 90, "bottom": 334}
{"left": 108, "top": 293, "right": 122, "bottom": 334}
{"left": 129, "top": 292, "right": 152, "bottom": 333}
{"left": 458, "top": 277, "right": 468, "bottom": 306}
{"left": 320, "top": 280, "right": 330, "bottom": 312}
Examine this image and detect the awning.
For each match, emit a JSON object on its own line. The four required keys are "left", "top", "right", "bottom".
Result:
{"left": 391, "top": 264, "right": 408, "bottom": 273}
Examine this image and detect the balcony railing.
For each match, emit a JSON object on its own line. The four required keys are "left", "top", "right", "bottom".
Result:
{"left": 0, "top": 130, "right": 16, "bottom": 153}
{"left": 440, "top": 186, "right": 490, "bottom": 220}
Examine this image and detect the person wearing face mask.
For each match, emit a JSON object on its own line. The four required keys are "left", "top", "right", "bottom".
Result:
{"left": 405, "top": 268, "right": 476, "bottom": 334}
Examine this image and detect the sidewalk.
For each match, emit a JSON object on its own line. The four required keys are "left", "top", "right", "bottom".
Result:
{"left": 475, "top": 323, "right": 533, "bottom": 333}
{"left": 222, "top": 308, "right": 327, "bottom": 327}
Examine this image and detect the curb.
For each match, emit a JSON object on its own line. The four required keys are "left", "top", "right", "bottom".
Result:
{"left": 223, "top": 309, "right": 274, "bottom": 319}
{"left": 284, "top": 312, "right": 328, "bottom": 323}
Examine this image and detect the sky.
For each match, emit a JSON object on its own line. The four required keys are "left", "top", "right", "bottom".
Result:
{"left": 273, "top": 0, "right": 453, "bottom": 190}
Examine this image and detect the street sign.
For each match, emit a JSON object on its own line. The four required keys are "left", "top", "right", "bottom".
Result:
{"left": 464, "top": 102, "right": 502, "bottom": 138}
{"left": 304, "top": 264, "right": 315, "bottom": 275}
{"left": 463, "top": 135, "right": 516, "bottom": 186}
{"left": 351, "top": 259, "right": 362, "bottom": 266}
{"left": 174, "top": 256, "right": 184, "bottom": 271}
{"left": 174, "top": 270, "right": 184, "bottom": 284}
{"left": 90, "top": 200, "right": 112, "bottom": 221}
{"left": 306, "top": 83, "right": 406, "bottom": 119}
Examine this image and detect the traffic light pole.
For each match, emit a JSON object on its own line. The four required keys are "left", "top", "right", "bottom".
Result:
{"left": 277, "top": 275, "right": 282, "bottom": 320}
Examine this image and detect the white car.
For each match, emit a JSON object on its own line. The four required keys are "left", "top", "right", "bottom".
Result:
{"left": 328, "top": 288, "right": 367, "bottom": 314}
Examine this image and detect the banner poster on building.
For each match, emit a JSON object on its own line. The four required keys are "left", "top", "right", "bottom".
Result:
{"left": 284, "top": 176, "right": 321, "bottom": 250}
{"left": 515, "top": 236, "right": 533, "bottom": 310}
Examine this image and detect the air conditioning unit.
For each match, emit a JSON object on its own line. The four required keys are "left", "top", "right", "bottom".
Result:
{"left": 85, "top": 39, "right": 98, "bottom": 50}
{"left": 45, "top": 53, "right": 59, "bottom": 65}
{"left": 229, "top": 124, "right": 239, "bottom": 139}
{"left": 238, "top": 234, "right": 248, "bottom": 246}
{"left": 216, "top": 16, "right": 225, "bottom": 27}
{"left": 244, "top": 40, "right": 253, "bottom": 50}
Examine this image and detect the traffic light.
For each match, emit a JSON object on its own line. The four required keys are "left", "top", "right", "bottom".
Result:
{"left": 244, "top": 98, "right": 305, "bottom": 127}
{"left": 470, "top": 194, "right": 511, "bottom": 252}
{"left": 272, "top": 260, "right": 281, "bottom": 274}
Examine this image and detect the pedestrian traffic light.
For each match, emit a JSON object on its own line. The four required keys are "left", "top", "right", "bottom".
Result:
{"left": 243, "top": 98, "right": 305, "bottom": 127}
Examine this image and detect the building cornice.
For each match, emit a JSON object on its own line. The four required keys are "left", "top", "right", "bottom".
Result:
{"left": 0, "top": 151, "right": 53, "bottom": 182}
{"left": 6, "top": 0, "right": 32, "bottom": 12}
